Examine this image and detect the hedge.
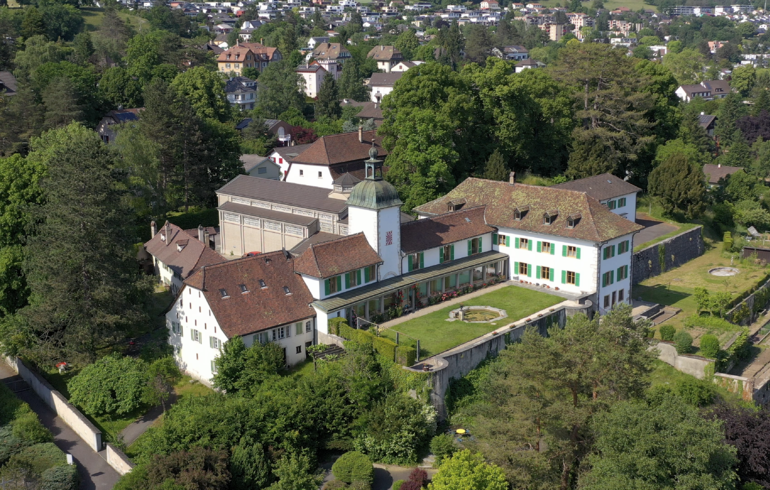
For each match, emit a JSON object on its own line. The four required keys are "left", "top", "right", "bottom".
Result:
{"left": 331, "top": 451, "right": 374, "bottom": 485}
{"left": 328, "top": 317, "right": 349, "bottom": 336}
{"left": 659, "top": 324, "right": 676, "bottom": 341}
{"left": 396, "top": 346, "right": 416, "bottom": 367}
{"left": 683, "top": 315, "right": 737, "bottom": 331}
{"left": 40, "top": 464, "right": 79, "bottom": 490}
{"left": 372, "top": 336, "right": 397, "bottom": 362}
{"left": 7, "top": 443, "right": 67, "bottom": 475}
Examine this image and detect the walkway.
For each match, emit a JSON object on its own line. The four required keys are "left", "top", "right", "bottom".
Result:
{"left": 634, "top": 214, "right": 678, "bottom": 248}
{"left": 379, "top": 281, "right": 580, "bottom": 331}
{"left": 0, "top": 362, "right": 120, "bottom": 490}
{"left": 119, "top": 394, "right": 176, "bottom": 446}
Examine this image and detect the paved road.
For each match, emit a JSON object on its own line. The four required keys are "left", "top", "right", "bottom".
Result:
{"left": 0, "top": 363, "right": 120, "bottom": 490}
{"left": 120, "top": 393, "right": 176, "bottom": 446}
{"left": 634, "top": 216, "right": 678, "bottom": 248}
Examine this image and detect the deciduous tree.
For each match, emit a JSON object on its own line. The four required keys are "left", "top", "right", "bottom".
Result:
{"left": 170, "top": 67, "right": 231, "bottom": 123}
{"left": 428, "top": 450, "right": 507, "bottom": 490}
{"left": 68, "top": 355, "right": 149, "bottom": 416}
{"left": 254, "top": 61, "right": 305, "bottom": 119}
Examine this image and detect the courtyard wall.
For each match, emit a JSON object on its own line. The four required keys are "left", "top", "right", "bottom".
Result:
{"left": 632, "top": 226, "right": 704, "bottom": 285}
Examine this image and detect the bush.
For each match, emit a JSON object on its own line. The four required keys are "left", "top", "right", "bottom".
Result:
{"left": 659, "top": 325, "right": 676, "bottom": 341}
{"left": 329, "top": 317, "right": 349, "bottom": 336}
{"left": 677, "top": 378, "right": 716, "bottom": 407}
{"left": 332, "top": 451, "right": 374, "bottom": 485}
{"left": 40, "top": 464, "right": 79, "bottom": 490}
{"left": 430, "top": 434, "right": 457, "bottom": 467}
{"left": 699, "top": 335, "right": 721, "bottom": 358}
{"left": 409, "top": 468, "right": 428, "bottom": 485}
{"left": 0, "top": 425, "right": 31, "bottom": 466}
{"left": 68, "top": 354, "right": 149, "bottom": 416}
{"left": 400, "top": 482, "right": 423, "bottom": 490}
{"left": 393, "top": 481, "right": 405, "bottom": 490}
{"left": 323, "top": 480, "right": 350, "bottom": 489}
{"left": 0, "top": 382, "right": 24, "bottom": 425}
{"left": 372, "top": 336, "right": 397, "bottom": 362}
{"left": 683, "top": 315, "right": 737, "bottom": 331}
{"left": 723, "top": 231, "right": 733, "bottom": 251}
{"left": 396, "top": 346, "right": 416, "bottom": 366}
{"left": 12, "top": 410, "right": 53, "bottom": 444}
{"left": 673, "top": 331, "right": 693, "bottom": 354}
{"left": 7, "top": 443, "right": 66, "bottom": 475}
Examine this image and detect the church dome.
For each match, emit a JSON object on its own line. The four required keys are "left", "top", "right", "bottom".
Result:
{"left": 347, "top": 178, "right": 403, "bottom": 210}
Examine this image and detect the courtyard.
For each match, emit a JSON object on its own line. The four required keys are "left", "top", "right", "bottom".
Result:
{"left": 380, "top": 285, "right": 564, "bottom": 359}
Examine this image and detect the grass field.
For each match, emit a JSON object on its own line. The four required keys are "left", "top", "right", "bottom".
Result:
{"left": 81, "top": 7, "right": 150, "bottom": 33}
{"left": 381, "top": 286, "right": 563, "bottom": 358}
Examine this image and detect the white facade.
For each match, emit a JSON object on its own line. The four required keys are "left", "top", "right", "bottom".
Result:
{"left": 602, "top": 193, "right": 637, "bottom": 222}
{"left": 167, "top": 284, "right": 316, "bottom": 385}
{"left": 154, "top": 257, "right": 183, "bottom": 294}
{"left": 297, "top": 65, "right": 328, "bottom": 98}
{"left": 285, "top": 164, "right": 335, "bottom": 188}
{"left": 597, "top": 236, "right": 634, "bottom": 314}
{"left": 370, "top": 84, "right": 395, "bottom": 103}
{"left": 400, "top": 232, "right": 496, "bottom": 273}
{"left": 348, "top": 205, "right": 402, "bottom": 279}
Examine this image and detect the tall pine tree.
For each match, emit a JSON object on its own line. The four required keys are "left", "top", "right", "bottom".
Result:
{"left": 20, "top": 123, "right": 150, "bottom": 364}
{"left": 338, "top": 58, "right": 369, "bottom": 102}
{"left": 483, "top": 149, "right": 508, "bottom": 181}
{"left": 316, "top": 75, "right": 341, "bottom": 120}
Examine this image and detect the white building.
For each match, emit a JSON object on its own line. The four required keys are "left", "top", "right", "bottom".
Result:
{"left": 367, "top": 72, "right": 403, "bottom": 103}
{"left": 552, "top": 173, "right": 641, "bottom": 223}
{"left": 296, "top": 64, "right": 328, "bottom": 98}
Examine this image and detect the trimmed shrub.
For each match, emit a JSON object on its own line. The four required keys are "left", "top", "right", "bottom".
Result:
{"left": 12, "top": 410, "right": 53, "bottom": 444}
{"left": 430, "top": 434, "right": 457, "bottom": 467}
{"left": 699, "top": 334, "right": 720, "bottom": 358}
{"left": 723, "top": 231, "right": 733, "bottom": 251}
{"left": 372, "top": 336, "right": 398, "bottom": 362}
{"left": 408, "top": 468, "right": 428, "bottom": 485}
{"left": 683, "top": 315, "right": 736, "bottom": 331}
{"left": 323, "top": 480, "right": 349, "bottom": 489}
{"left": 393, "top": 481, "right": 406, "bottom": 490}
{"left": 0, "top": 425, "right": 31, "bottom": 466}
{"left": 728, "top": 330, "right": 751, "bottom": 360}
{"left": 7, "top": 443, "right": 66, "bottom": 475}
{"left": 396, "top": 346, "right": 417, "bottom": 366}
{"left": 329, "top": 317, "right": 349, "bottom": 336}
{"left": 659, "top": 324, "right": 676, "bottom": 341}
{"left": 400, "top": 482, "right": 423, "bottom": 490}
{"left": 677, "top": 378, "right": 716, "bottom": 407}
{"left": 40, "top": 464, "right": 79, "bottom": 490}
{"left": 673, "top": 331, "right": 693, "bottom": 354}
{"left": 332, "top": 451, "right": 374, "bottom": 486}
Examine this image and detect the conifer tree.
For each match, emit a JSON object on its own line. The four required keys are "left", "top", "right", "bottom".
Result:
{"left": 42, "top": 77, "right": 83, "bottom": 129}
{"left": 338, "top": 58, "right": 369, "bottom": 102}
{"left": 316, "top": 75, "right": 341, "bottom": 120}
{"left": 483, "top": 150, "right": 508, "bottom": 181}
{"left": 648, "top": 153, "right": 706, "bottom": 218}
{"left": 752, "top": 89, "right": 770, "bottom": 116}
{"left": 679, "top": 110, "right": 714, "bottom": 157}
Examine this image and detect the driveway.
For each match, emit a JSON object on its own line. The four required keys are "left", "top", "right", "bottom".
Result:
{"left": 633, "top": 215, "right": 678, "bottom": 249}
{"left": 0, "top": 362, "right": 120, "bottom": 490}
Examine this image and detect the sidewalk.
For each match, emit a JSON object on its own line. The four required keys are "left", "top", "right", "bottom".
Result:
{"left": 0, "top": 362, "right": 120, "bottom": 490}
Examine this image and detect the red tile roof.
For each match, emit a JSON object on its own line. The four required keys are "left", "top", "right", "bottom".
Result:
{"left": 294, "top": 233, "right": 382, "bottom": 279}
{"left": 184, "top": 251, "right": 315, "bottom": 338}
{"left": 292, "top": 130, "right": 387, "bottom": 166}
{"left": 400, "top": 206, "right": 495, "bottom": 254}
{"left": 144, "top": 222, "right": 225, "bottom": 279}
{"left": 413, "top": 178, "right": 642, "bottom": 243}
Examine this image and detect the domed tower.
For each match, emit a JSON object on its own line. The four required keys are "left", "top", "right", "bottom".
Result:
{"left": 347, "top": 144, "right": 403, "bottom": 280}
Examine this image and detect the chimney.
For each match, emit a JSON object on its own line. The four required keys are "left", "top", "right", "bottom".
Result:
{"left": 358, "top": 124, "right": 363, "bottom": 143}
{"left": 165, "top": 222, "right": 171, "bottom": 246}
{"left": 509, "top": 171, "right": 515, "bottom": 185}
{"left": 198, "top": 225, "right": 204, "bottom": 242}
{"left": 204, "top": 230, "right": 210, "bottom": 249}
{"left": 151, "top": 220, "right": 157, "bottom": 238}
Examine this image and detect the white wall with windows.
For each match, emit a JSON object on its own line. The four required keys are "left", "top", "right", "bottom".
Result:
{"left": 299, "top": 263, "right": 379, "bottom": 301}
{"left": 601, "top": 192, "right": 637, "bottom": 222}
{"left": 241, "top": 318, "right": 315, "bottom": 366}
{"left": 154, "top": 258, "right": 183, "bottom": 295}
{"left": 400, "top": 232, "right": 496, "bottom": 273}
{"left": 494, "top": 227, "right": 599, "bottom": 296}
{"left": 285, "top": 164, "right": 336, "bottom": 189}
{"left": 597, "top": 235, "right": 635, "bottom": 313}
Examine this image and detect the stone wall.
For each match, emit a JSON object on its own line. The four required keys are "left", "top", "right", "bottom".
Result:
{"left": 105, "top": 443, "right": 134, "bottom": 475}
{"left": 653, "top": 342, "right": 714, "bottom": 379}
{"left": 714, "top": 373, "right": 755, "bottom": 402}
{"left": 725, "top": 277, "right": 770, "bottom": 325}
{"left": 632, "top": 226, "right": 704, "bottom": 285}
{"left": 407, "top": 299, "right": 594, "bottom": 420}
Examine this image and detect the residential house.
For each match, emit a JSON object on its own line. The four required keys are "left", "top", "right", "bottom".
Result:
{"left": 308, "top": 36, "right": 331, "bottom": 49}
{"left": 284, "top": 129, "right": 388, "bottom": 188}
{"left": 241, "top": 155, "right": 282, "bottom": 179}
{"left": 553, "top": 173, "right": 641, "bottom": 222}
{"left": 547, "top": 24, "right": 570, "bottom": 41}
{"left": 268, "top": 142, "right": 314, "bottom": 178}
{"left": 709, "top": 40, "right": 728, "bottom": 54}
{"left": 225, "top": 76, "right": 257, "bottom": 111}
{"left": 367, "top": 72, "right": 403, "bottom": 103}
{"left": 367, "top": 45, "right": 403, "bottom": 73}
{"left": 237, "top": 118, "right": 293, "bottom": 146}
{"left": 699, "top": 113, "right": 717, "bottom": 137}
{"left": 145, "top": 221, "right": 224, "bottom": 295}
{"left": 495, "top": 45, "right": 529, "bottom": 60}
{"left": 166, "top": 250, "right": 316, "bottom": 383}
{"left": 0, "top": 71, "right": 17, "bottom": 96}
{"left": 340, "top": 100, "right": 383, "bottom": 126}
{"left": 96, "top": 108, "right": 142, "bottom": 144}
{"left": 480, "top": 0, "right": 500, "bottom": 9}
{"left": 390, "top": 60, "right": 425, "bottom": 72}
{"left": 311, "top": 42, "right": 352, "bottom": 80}
{"left": 703, "top": 164, "right": 743, "bottom": 186}
{"left": 514, "top": 58, "right": 544, "bottom": 73}
{"left": 675, "top": 80, "right": 732, "bottom": 102}
{"left": 217, "top": 43, "right": 282, "bottom": 76}
{"left": 296, "top": 64, "right": 328, "bottom": 98}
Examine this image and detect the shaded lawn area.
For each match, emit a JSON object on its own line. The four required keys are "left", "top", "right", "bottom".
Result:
{"left": 381, "top": 286, "right": 563, "bottom": 358}
{"left": 81, "top": 7, "right": 149, "bottom": 32}
{"left": 649, "top": 360, "right": 749, "bottom": 407}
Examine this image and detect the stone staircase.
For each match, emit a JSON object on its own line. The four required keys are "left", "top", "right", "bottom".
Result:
{"left": 312, "top": 344, "right": 345, "bottom": 361}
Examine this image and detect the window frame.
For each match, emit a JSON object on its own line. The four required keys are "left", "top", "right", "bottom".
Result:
{"left": 518, "top": 237, "right": 529, "bottom": 250}
{"left": 518, "top": 262, "right": 529, "bottom": 276}
{"left": 566, "top": 271, "right": 577, "bottom": 285}
{"left": 541, "top": 241, "right": 552, "bottom": 254}
{"left": 567, "top": 246, "right": 577, "bottom": 258}
{"left": 541, "top": 266, "right": 551, "bottom": 281}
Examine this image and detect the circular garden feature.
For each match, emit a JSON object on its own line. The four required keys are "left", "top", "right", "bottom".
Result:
{"left": 448, "top": 306, "right": 508, "bottom": 324}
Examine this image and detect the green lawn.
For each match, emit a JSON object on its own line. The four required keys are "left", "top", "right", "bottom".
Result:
{"left": 381, "top": 286, "right": 563, "bottom": 358}
{"left": 81, "top": 7, "right": 150, "bottom": 33}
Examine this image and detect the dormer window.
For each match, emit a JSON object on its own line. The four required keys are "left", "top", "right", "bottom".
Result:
{"left": 543, "top": 210, "right": 557, "bottom": 225}
{"left": 514, "top": 205, "right": 529, "bottom": 220}
{"left": 567, "top": 213, "right": 581, "bottom": 229}
{"left": 259, "top": 279, "right": 267, "bottom": 288}
{"left": 239, "top": 284, "right": 248, "bottom": 294}
{"left": 219, "top": 289, "right": 229, "bottom": 298}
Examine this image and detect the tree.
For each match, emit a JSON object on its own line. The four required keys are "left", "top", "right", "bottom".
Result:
{"left": 394, "top": 30, "right": 419, "bottom": 60}
{"left": 212, "top": 335, "right": 247, "bottom": 393}
{"left": 464, "top": 24, "right": 494, "bottom": 65}
{"left": 648, "top": 153, "right": 706, "bottom": 219}
{"left": 39, "top": 2, "right": 84, "bottom": 42}
{"left": 662, "top": 49, "right": 706, "bottom": 85}
{"left": 716, "top": 93, "right": 748, "bottom": 147}
{"left": 170, "top": 67, "right": 231, "bottom": 123}
{"left": 713, "top": 404, "right": 770, "bottom": 489}
{"left": 679, "top": 110, "right": 714, "bottom": 156}
{"left": 254, "top": 61, "right": 305, "bottom": 119}
{"left": 21, "top": 7, "right": 45, "bottom": 40}
{"left": 93, "top": 7, "right": 133, "bottom": 65}
{"left": 267, "top": 452, "right": 323, "bottom": 490}
{"left": 482, "top": 149, "right": 508, "bottom": 181}
{"left": 213, "top": 336, "right": 284, "bottom": 394}
{"left": 579, "top": 394, "right": 738, "bottom": 489}
{"left": 68, "top": 355, "right": 149, "bottom": 416}
{"left": 146, "top": 447, "right": 230, "bottom": 490}
{"left": 752, "top": 90, "right": 770, "bottom": 116}
{"left": 550, "top": 43, "right": 655, "bottom": 179}
{"left": 428, "top": 450, "right": 508, "bottom": 490}
{"left": 331, "top": 451, "right": 373, "bottom": 486}
{"left": 316, "top": 75, "right": 341, "bottom": 120}
{"left": 338, "top": 58, "right": 369, "bottom": 102}
{"left": 42, "top": 77, "right": 84, "bottom": 129}
{"left": 436, "top": 22, "right": 464, "bottom": 69}
{"left": 732, "top": 65, "right": 757, "bottom": 97}
{"left": 70, "top": 32, "right": 94, "bottom": 66}
{"left": 143, "top": 357, "right": 181, "bottom": 413}
{"left": 99, "top": 66, "right": 143, "bottom": 109}
{"left": 18, "top": 124, "right": 150, "bottom": 364}
{"left": 230, "top": 440, "right": 273, "bottom": 490}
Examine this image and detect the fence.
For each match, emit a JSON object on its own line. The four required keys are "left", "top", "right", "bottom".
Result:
{"left": 632, "top": 226, "right": 704, "bottom": 284}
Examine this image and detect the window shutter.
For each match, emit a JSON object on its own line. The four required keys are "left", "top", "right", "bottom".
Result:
{"left": 451, "top": 244, "right": 455, "bottom": 260}
{"left": 179, "top": 325, "right": 183, "bottom": 336}
{"left": 336, "top": 276, "right": 342, "bottom": 291}
{"left": 626, "top": 240, "right": 630, "bottom": 253}
{"left": 209, "top": 336, "right": 213, "bottom": 348}
{"left": 514, "top": 261, "right": 519, "bottom": 275}
{"left": 324, "top": 279, "right": 330, "bottom": 295}
{"left": 408, "top": 257, "right": 413, "bottom": 272}
{"left": 576, "top": 247, "right": 581, "bottom": 259}
{"left": 612, "top": 245, "right": 616, "bottom": 257}
{"left": 506, "top": 236, "right": 510, "bottom": 247}
{"left": 364, "top": 266, "right": 370, "bottom": 282}
{"left": 527, "top": 265, "right": 532, "bottom": 277}
{"left": 528, "top": 239, "right": 532, "bottom": 251}
{"left": 468, "top": 240, "right": 472, "bottom": 255}
{"left": 419, "top": 252, "right": 424, "bottom": 269}
{"left": 345, "top": 272, "right": 350, "bottom": 289}
{"left": 479, "top": 237, "right": 482, "bottom": 251}
{"left": 492, "top": 233, "right": 498, "bottom": 245}
{"left": 602, "top": 274, "right": 606, "bottom": 287}
{"left": 536, "top": 265, "right": 541, "bottom": 279}
{"left": 562, "top": 245, "right": 567, "bottom": 257}
{"left": 190, "top": 329, "right": 194, "bottom": 340}
{"left": 439, "top": 249, "right": 444, "bottom": 264}
{"left": 515, "top": 237, "right": 520, "bottom": 248}
{"left": 537, "top": 241, "right": 541, "bottom": 253}
{"left": 625, "top": 265, "right": 629, "bottom": 278}
{"left": 357, "top": 269, "right": 362, "bottom": 285}
{"left": 561, "top": 270, "right": 566, "bottom": 284}
{"left": 576, "top": 273, "right": 581, "bottom": 287}
{"left": 610, "top": 270, "right": 614, "bottom": 284}
{"left": 550, "top": 244, "right": 555, "bottom": 255}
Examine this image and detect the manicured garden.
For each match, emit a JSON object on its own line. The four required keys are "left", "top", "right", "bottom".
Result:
{"left": 381, "top": 286, "right": 563, "bottom": 358}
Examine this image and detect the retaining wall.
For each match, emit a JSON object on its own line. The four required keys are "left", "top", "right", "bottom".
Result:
{"left": 105, "top": 443, "right": 134, "bottom": 475}
{"left": 725, "top": 276, "right": 770, "bottom": 326}
{"left": 714, "top": 373, "right": 755, "bottom": 402}
{"left": 632, "top": 226, "right": 704, "bottom": 285}
{"left": 653, "top": 342, "right": 714, "bottom": 380}
{"left": 407, "top": 299, "right": 594, "bottom": 419}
